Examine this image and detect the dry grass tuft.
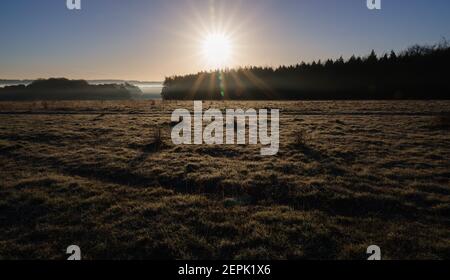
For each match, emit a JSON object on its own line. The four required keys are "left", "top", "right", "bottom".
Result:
{"left": 144, "top": 127, "right": 164, "bottom": 152}
{"left": 293, "top": 128, "right": 311, "bottom": 148}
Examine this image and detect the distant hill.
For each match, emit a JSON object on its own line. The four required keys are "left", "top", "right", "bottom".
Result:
{"left": 0, "top": 78, "right": 143, "bottom": 101}
{"left": 162, "top": 41, "right": 450, "bottom": 100}
{"left": 0, "top": 79, "right": 162, "bottom": 85}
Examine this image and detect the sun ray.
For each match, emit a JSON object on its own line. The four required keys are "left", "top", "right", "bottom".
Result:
{"left": 189, "top": 72, "right": 207, "bottom": 99}
{"left": 240, "top": 69, "right": 276, "bottom": 99}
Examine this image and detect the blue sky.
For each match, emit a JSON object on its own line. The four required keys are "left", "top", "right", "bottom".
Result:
{"left": 1, "top": 0, "right": 449, "bottom": 80}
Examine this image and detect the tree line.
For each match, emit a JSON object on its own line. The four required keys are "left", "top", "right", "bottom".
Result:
{"left": 0, "top": 78, "right": 142, "bottom": 101}
{"left": 162, "top": 41, "right": 450, "bottom": 100}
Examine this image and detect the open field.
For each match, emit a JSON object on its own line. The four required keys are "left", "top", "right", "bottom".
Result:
{"left": 0, "top": 100, "right": 449, "bottom": 260}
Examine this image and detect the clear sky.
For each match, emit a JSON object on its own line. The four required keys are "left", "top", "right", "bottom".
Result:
{"left": 1, "top": 0, "right": 449, "bottom": 81}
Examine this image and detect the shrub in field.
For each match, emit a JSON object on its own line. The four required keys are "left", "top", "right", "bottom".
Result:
{"left": 293, "top": 128, "right": 310, "bottom": 147}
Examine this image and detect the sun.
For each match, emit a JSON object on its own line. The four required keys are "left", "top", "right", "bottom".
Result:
{"left": 201, "top": 32, "right": 233, "bottom": 69}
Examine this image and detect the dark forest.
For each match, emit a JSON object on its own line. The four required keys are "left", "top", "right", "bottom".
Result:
{"left": 162, "top": 41, "right": 450, "bottom": 100}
